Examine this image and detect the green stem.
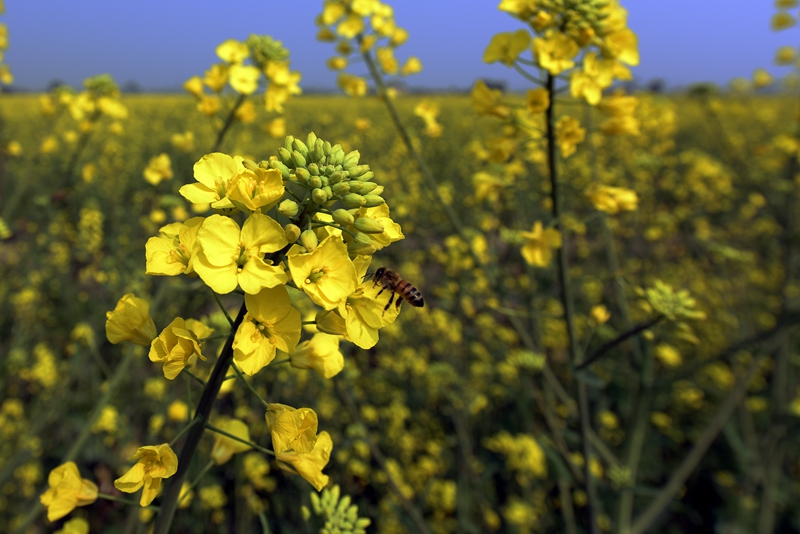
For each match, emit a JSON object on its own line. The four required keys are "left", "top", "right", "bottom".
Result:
{"left": 230, "top": 361, "right": 270, "bottom": 409}
{"left": 546, "top": 72, "right": 600, "bottom": 534}
{"left": 212, "top": 94, "right": 246, "bottom": 152}
{"left": 152, "top": 303, "right": 247, "bottom": 534}
{"left": 205, "top": 423, "right": 275, "bottom": 456}
{"left": 212, "top": 290, "right": 235, "bottom": 326}
{"left": 182, "top": 369, "right": 207, "bottom": 387}
{"left": 169, "top": 418, "right": 200, "bottom": 448}
{"left": 178, "top": 460, "right": 215, "bottom": 506}
{"left": 97, "top": 492, "right": 159, "bottom": 510}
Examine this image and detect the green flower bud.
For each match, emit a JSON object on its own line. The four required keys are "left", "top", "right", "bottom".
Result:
{"left": 355, "top": 217, "right": 385, "bottom": 234}
{"left": 347, "top": 181, "right": 363, "bottom": 193}
{"left": 278, "top": 199, "right": 299, "bottom": 218}
{"left": 284, "top": 135, "right": 295, "bottom": 152}
{"left": 329, "top": 171, "right": 347, "bottom": 184}
{"left": 294, "top": 167, "right": 310, "bottom": 183}
{"left": 347, "top": 242, "right": 376, "bottom": 256}
{"left": 332, "top": 182, "right": 351, "bottom": 196}
{"left": 284, "top": 223, "right": 301, "bottom": 243}
{"left": 308, "top": 176, "right": 323, "bottom": 189}
{"left": 354, "top": 232, "right": 373, "bottom": 245}
{"left": 342, "top": 150, "right": 361, "bottom": 169}
{"left": 330, "top": 146, "right": 345, "bottom": 166}
{"left": 258, "top": 159, "right": 271, "bottom": 169}
{"left": 292, "top": 150, "right": 307, "bottom": 168}
{"left": 320, "top": 175, "right": 330, "bottom": 187}
{"left": 323, "top": 185, "right": 333, "bottom": 199}
{"left": 371, "top": 185, "right": 384, "bottom": 195}
{"left": 308, "top": 163, "right": 320, "bottom": 176}
{"left": 342, "top": 193, "right": 366, "bottom": 208}
{"left": 338, "top": 495, "right": 352, "bottom": 513}
{"left": 323, "top": 140, "right": 332, "bottom": 156}
{"left": 356, "top": 170, "right": 374, "bottom": 182}
{"left": 300, "top": 229, "right": 319, "bottom": 251}
{"left": 362, "top": 194, "right": 385, "bottom": 207}
{"left": 355, "top": 518, "right": 371, "bottom": 528}
{"left": 324, "top": 165, "right": 336, "bottom": 176}
{"left": 347, "top": 164, "right": 370, "bottom": 178}
{"left": 270, "top": 160, "right": 291, "bottom": 180}
{"left": 312, "top": 188, "right": 328, "bottom": 204}
{"left": 278, "top": 147, "right": 293, "bottom": 166}
{"left": 306, "top": 132, "right": 318, "bottom": 150}
{"left": 358, "top": 182, "right": 378, "bottom": 194}
{"left": 292, "top": 138, "right": 309, "bottom": 157}
{"left": 301, "top": 505, "right": 311, "bottom": 522}
{"left": 242, "top": 158, "right": 259, "bottom": 172}
{"left": 332, "top": 209, "right": 355, "bottom": 225}
{"left": 311, "top": 492, "right": 322, "bottom": 514}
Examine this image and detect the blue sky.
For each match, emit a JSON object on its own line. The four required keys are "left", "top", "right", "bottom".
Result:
{"left": 3, "top": 0, "right": 798, "bottom": 91}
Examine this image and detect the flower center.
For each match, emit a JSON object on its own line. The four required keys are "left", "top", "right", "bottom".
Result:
{"left": 307, "top": 267, "right": 328, "bottom": 284}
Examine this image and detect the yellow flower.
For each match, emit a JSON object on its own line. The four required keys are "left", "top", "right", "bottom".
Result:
{"left": 149, "top": 317, "right": 207, "bottom": 380}
{"left": 753, "top": 68, "right": 774, "bottom": 88}
{"left": 233, "top": 285, "right": 301, "bottom": 375}
{"left": 597, "top": 93, "right": 638, "bottom": 117}
{"left": 114, "top": 444, "right": 178, "bottom": 507}
{"left": 655, "top": 344, "right": 682, "bottom": 368}
{"left": 775, "top": 45, "right": 797, "bottom": 65}
{"left": 376, "top": 47, "right": 399, "bottom": 75}
{"left": 229, "top": 64, "right": 261, "bottom": 95}
{"left": 586, "top": 185, "right": 638, "bottom": 214}
{"left": 483, "top": 29, "right": 531, "bottom": 67}
{"left": 105, "top": 293, "right": 157, "bottom": 346}
{"left": 263, "top": 117, "right": 286, "bottom": 138}
{"left": 55, "top": 517, "right": 89, "bottom": 534}
{"left": 197, "top": 95, "right": 221, "bottom": 117}
{"left": 336, "top": 256, "right": 400, "bottom": 349}
{"left": 772, "top": 12, "right": 796, "bottom": 30}
{"left": 276, "top": 431, "right": 333, "bottom": 491}
{"left": 471, "top": 80, "right": 510, "bottom": 118}
{"left": 290, "top": 333, "right": 344, "bottom": 378}
{"left": 143, "top": 153, "right": 173, "bottom": 186}
{"left": 234, "top": 100, "right": 257, "bottom": 123}
{"left": 204, "top": 64, "right": 229, "bottom": 92}
{"left": 338, "top": 73, "right": 369, "bottom": 97}
{"left": 400, "top": 56, "right": 423, "bottom": 76}
{"left": 603, "top": 29, "right": 639, "bottom": 66}
{"left": 327, "top": 56, "right": 348, "bottom": 70}
{"left": 570, "top": 52, "right": 614, "bottom": 105}
{"left": 337, "top": 14, "right": 365, "bottom": 38}
{"left": 590, "top": 305, "right": 611, "bottom": 325}
{"left": 525, "top": 87, "right": 549, "bottom": 114}
{"left": 179, "top": 153, "right": 243, "bottom": 211}
{"left": 184, "top": 76, "right": 204, "bottom": 97}
{"left": 266, "top": 404, "right": 319, "bottom": 454}
{"left": 194, "top": 213, "right": 288, "bottom": 295}
{"left": 171, "top": 131, "right": 195, "bottom": 153}
{"left": 533, "top": 32, "right": 579, "bottom": 75}
{"left": 40, "top": 462, "right": 98, "bottom": 522}
{"left": 289, "top": 235, "right": 358, "bottom": 310}
{"left": 520, "top": 222, "right": 562, "bottom": 267}
{"left": 145, "top": 217, "right": 203, "bottom": 277}
{"left": 555, "top": 116, "right": 585, "bottom": 158}
{"left": 226, "top": 166, "right": 285, "bottom": 213}
{"left": 216, "top": 39, "right": 250, "bottom": 64}
{"left": 211, "top": 419, "right": 252, "bottom": 465}
{"left": 498, "top": 0, "right": 537, "bottom": 19}
{"left": 346, "top": 204, "right": 404, "bottom": 252}
{"left": 600, "top": 116, "right": 640, "bottom": 136}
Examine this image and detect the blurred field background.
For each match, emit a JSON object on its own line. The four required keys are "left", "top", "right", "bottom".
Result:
{"left": 3, "top": 1, "right": 800, "bottom": 534}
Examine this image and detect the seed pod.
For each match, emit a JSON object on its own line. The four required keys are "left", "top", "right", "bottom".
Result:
{"left": 342, "top": 193, "right": 366, "bottom": 208}
{"left": 362, "top": 194, "right": 385, "bottom": 207}
{"left": 312, "top": 188, "right": 328, "bottom": 204}
{"left": 278, "top": 199, "right": 299, "bottom": 218}
{"left": 300, "top": 229, "right": 319, "bottom": 251}
{"left": 354, "top": 217, "right": 384, "bottom": 234}
{"left": 284, "top": 223, "right": 301, "bottom": 243}
{"left": 291, "top": 150, "right": 307, "bottom": 168}
{"left": 332, "top": 209, "right": 355, "bottom": 225}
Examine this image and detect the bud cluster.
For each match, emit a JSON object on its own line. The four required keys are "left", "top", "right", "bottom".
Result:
{"left": 304, "top": 485, "right": 371, "bottom": 534}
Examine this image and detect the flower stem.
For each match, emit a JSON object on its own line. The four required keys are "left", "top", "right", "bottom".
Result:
{"left": 230, "top": 361, "right": 270, "bottom": 409}
{"left": 212, "top": 94, "right": 246, "bottom": 152}
{"left": 178, "top": 460, "right": 215, "bottom": 506}
{"left": 152, "top": 303, "right": 247, "bottom": 534}
{"left": 169, "top": 418, "right": 200, "bottom": 448}
{"left": 182, "top": 369, "right": 207, "bottom": 387}
{"left": 211, "top": 290, "right": 235, "bottom": 326}
{"left": 205, "top": 423, "right": 275, "bottom": 456}
{"left": 97, "top": 492, "right": 159, "bottom": 510}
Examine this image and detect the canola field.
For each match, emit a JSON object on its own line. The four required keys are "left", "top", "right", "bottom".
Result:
{"left": 3, "top": 1, "right": 800, "bottom": 534}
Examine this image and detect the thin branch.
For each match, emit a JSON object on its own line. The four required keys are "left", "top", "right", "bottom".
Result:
{"left": 576, "top": 315, "right": 664, "bottom": 370}
{"left": 205, "top": 423, "right": 274, "bottom": 456}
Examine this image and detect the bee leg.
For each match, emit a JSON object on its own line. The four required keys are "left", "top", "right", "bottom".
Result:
{"left": 376, "top": 285, "right": 385, "bottom": 297}
{"left": 382, "top": 291, "right": 395, "bottom": 315}
{"left": 396, "top": 297, "right": 403, "bottom": 309}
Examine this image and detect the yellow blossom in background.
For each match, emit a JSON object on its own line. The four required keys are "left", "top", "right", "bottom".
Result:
{"left": 211, "top": 419, "right": 253, "bottom": 465}
{"left": 7, "top": 140, "right": 21, "bottom": 156}
{"left": 326, "top": 56, "right": 348, "bottom": 70}
{"left": 40, "top": 462, "right": 98, "bottom": 522}
{"left": 40, "top": 135, "right": 58, "bottom": 154}
{"left": 171, "top": 131, "right": 195, "bottom": 153}
{"left": 263, "top": 117, "right": 286, "bottom": 138}
{"left": 266, "top": 404, "right": 319, "bottom": 454}
{"left": 772, "top": 11, "right": 796, "bottom": 30}
{"left": 229, "top": 64, "right": 261, "bottom": 95}
{"left": 590, "top": 305, "right": 611, "bottom": 324}
{"left": 533, "top": 32, "right": 579, "bottom": 74}
{"left": 216, "top": 39, "right": 249, "bottom": 64}
{"left": 484, "top": 431, "right": 547, "bottom": 479}
{"left": 753, "top": 68, "right": 774, "bottom": 88}
{"left": 194, "top": 213, "right": 288, "bottom": 294}
{"left": 525, "top": 87, "right": 549, "bottom": 114}
{"left": 655, "top": 344, "right": 682, "bottom": 367}
{"left": 570, "top": 52, "right": 614, "bottom": 105}
{"left": 105, "top": 293, "right": 157, "bottom": 346}
{"left": 600, "top": 115, "right": 640, "bottom": 136}
{"left": 586, "top": 185, "right": 638, "bottom": 214}
{"left": 289, "top": 235, "right": 357, "bottom": 310}
{"left": 354, "top": 117, "right": 371, "bottom": 132}
{"left": 145, "top": 217, "right": 203, "bottom": 277}
{"left": 204, "top": 64, "right": 229, "bottom": 92}
{"left": 775, "top": 45, "right": 797, "bottom": 65}
{"left": 149, "top": 317, "right": 207, "bottom": 380}
{"left": 290, "top": 333, "right": 344, "bottom": 378}
{"left": 604, "top": 28, "right": 639, "bottom": 66}
{"left": 167, "top": 400, "right": 189, "bottom": 421}
{"left": 414, "top": 99, "right": 443, "bottom": 138}
{"left": 338, "top": 73, "right": 368, "bottom": 97}
{"left": 400, "top": 56, "right": 423, "bottom": 76}
{"left": 197, "top": 95, "right": 221, "bottom": 117}
{"left": 376, "top": 46, "right": 399, "bottom": 75}
{"left": 597, "top": 93, "right": 638, "bottom": 117}
{"left": 483, "top": 29, "right": 531, "bottom": 67}
{"left": 471, "top": 80, "right": 510, "bottom": 118}
{"left": 233, "top": 285, "right": 301, "bottom": 375}
{"left": 520, "top": 222, "right": 562, "bottom": 267}
{"left": 234, "top": 100, "right": 257, "bottom": 123}
{"left": 143, "top": 153, "right": 173, "bottom": 186}
{"left": 114, "top": 443, "right": 178, "bottom": 506}
{"left": 55, "top": 517, "right": 89, "bottom": 534}
{"left": 276, "top": 431, "right": 333, "bottom": 491}
{"left": 555, "top": 115, "right": 585, "bottom": 158}
{"left": 184, "top": 76, "right": 204, "bottom": 97}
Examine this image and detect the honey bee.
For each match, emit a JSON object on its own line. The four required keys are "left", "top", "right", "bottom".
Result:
{"left": 369, "top": 267, "right": 424, "bottom": 313}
